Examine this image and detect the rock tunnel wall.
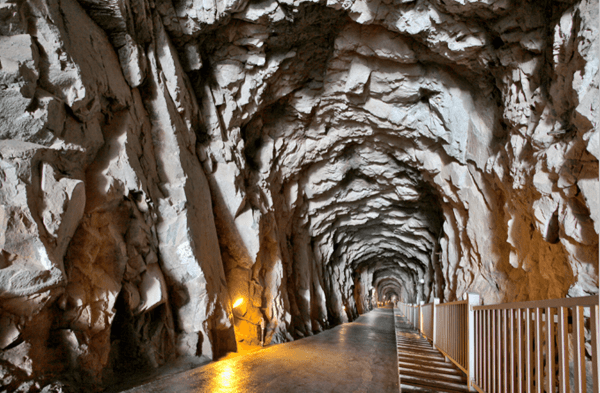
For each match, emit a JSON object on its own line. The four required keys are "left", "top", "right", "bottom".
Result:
{"left": 0, "top": 0, "right": 597, "bottom": 390}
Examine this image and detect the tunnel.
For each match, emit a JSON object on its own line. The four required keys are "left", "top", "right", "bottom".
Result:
{"left": 0, "top": 0, "right": 597, "bottom": 391}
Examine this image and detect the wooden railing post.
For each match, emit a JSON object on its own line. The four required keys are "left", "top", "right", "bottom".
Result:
{"left": 432, "top": 298, "right": 440, "bottom": 346}
{"left": 414, "top": 305, "right": 418, "bottom": 330}
{"left": 420, "top": 301, "right": 424, "bottom": 333}
{"left": 467, "top": 293, "right": 480, "bottom": 391}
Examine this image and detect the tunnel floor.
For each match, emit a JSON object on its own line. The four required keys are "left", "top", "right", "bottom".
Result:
{"left": 120, "top": 307, "right": 399, "bottom": 393}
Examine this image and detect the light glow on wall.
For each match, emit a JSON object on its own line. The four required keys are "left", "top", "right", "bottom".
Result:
{"left": 232, "top": 298, "right": 244, "bottom": 308}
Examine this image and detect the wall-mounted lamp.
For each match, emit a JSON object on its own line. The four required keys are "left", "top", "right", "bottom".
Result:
{"left": 232, "top": 298, "right": 244, "bottom": 309}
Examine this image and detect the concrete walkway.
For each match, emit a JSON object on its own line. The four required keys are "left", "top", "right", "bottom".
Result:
{"left": 121, "top": 307, "right": 399, "bottom": 393}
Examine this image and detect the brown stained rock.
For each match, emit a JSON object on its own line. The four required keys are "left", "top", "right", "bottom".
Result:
{"left": 0, "top": 342, "right": 33, "bottom": 377}
{"left": 0, "top": 314, "right": 19, "bottom": 350}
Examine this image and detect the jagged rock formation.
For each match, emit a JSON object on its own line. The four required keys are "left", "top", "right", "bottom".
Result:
{"left": 0, "top": 0, "right": 597, "bottom": 390}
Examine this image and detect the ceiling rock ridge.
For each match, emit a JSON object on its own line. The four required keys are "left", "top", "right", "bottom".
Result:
{"left": 0, "top": 0, "right": 597, "bottom": 391}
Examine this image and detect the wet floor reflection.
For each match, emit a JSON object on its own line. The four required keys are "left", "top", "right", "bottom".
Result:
{"left": 124, "top": 308, "right": 399, "bottom": 393}
{"left": 204, "top": 361, "right": 248, "bottom": 393}
{"left": 216, "top": 363, "right": 234, "bottom": 392}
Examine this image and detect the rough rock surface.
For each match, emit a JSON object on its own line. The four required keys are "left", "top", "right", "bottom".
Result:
{"left": 0, "top": 0, "right": 597, "bottom": 390}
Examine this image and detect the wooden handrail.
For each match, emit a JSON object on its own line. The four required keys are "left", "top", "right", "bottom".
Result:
{"left": 436, "top": 299, "right": 469, "bottom": 307}
{"left": 473, "top": 294, "right": 598, "bottom": 310}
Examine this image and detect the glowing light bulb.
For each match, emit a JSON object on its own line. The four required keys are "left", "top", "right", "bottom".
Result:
{"left": 232, "top": 298, "right": 244, "bottom": 308}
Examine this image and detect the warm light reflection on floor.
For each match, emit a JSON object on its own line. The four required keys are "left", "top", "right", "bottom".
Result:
{"left": 338, "top": 325, "right": 348, "bottom": 342}
{"left": 122, "top": 308, "right": 399, "bottom": 393}
{"left": 212, "top": 362, "right": 239, "bottom": 393}
{"left": 219, "top": 364, "right": 232, "bottom": 387}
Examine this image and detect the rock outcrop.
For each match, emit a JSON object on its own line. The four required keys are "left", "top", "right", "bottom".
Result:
{"left": 0, "top": 0, "right": 597, "bottom": 390}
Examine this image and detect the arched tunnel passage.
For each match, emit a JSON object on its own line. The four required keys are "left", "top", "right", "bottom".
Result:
{"left": 152, "top": 0, "right": 596, "bottom": 354}
{"left": 0, "top": 0, "right": 597, "bottom": 390}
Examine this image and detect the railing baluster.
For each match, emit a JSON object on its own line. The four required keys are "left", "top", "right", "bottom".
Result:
{"left": 535, "top": 308, "right": 543, "bottom": 393}
{"left": 492, "top": 308, "right": 497, "bottom": 393}
{"left": 444, "top": 306, "right": 448, "bottom": 357}
{"left": 453, "top": 305, "right": 457, "bottom": 361}
{"left": 468, "top": 295, "right": 479, "bottom": 390}
{"left": 498, "top": 309, "right": 503, "bottom": 393}
{"left": 463, "top": 303, "right": 466, "bottom": 368}
{"left": 439, "top": 306, "right": 442, "bottom": 349}
{"left": 572, "top": 306, "right": 586, "bottom": 393}
{"left": 455, "top": 306, "right": 464, "bottom": 364}
{"left": 546, "top": 307, "right": 555, "bottom": 393}
{"left": 433, "top": 299, "right": 439, "bottom": 346}
{"left": 466, "top": 303, "right": 470, "bottom": 375}
{"left": 516, "top": 309, "right": 523, "bottom": 393}
{"left": 493, "top": 309, "right": 497, "bottom": 393}
{"left": 476, "top": 309, "right": 480, "bottom": 387}
{"left": 527, "top": 308, "right": 534, "bottom": 393}
{"left": 480, "top": 309, "right": 485, "bottom": 389}
{"left": 438, "top": 307, "right": 441, "bottom": 347}
{"left": 510, "top": 310, "right": 519, "bottom": 393}
{"left": 462, "top": 303, "right": 466, "bottom": 367}
{"left": 456, "top": 305, "right": 458, "bottom": 362}
{"left": 487, "top": 309, "right": 491, "bottom": 392}
{"left": 592, "top": 304, "right": 599, "bottom": 393}
{"left": 479, "top": 308, "right": 482, "bottom": 390}
{"left": 465, "top": 304, "right": 468, "bottom": 370}
{"left": 474, "top": 309, "right": 478, "bottom": 386}
{"left": 465, "top": 304, "right": 467, "bottom": 367}
{"left": 454, "top": 305, "right": 457, "bottom": 361}
{"left": 443, "top": 306, "right": 446, "bottom": 355}
{"left": 520, "top": 308, "right": 525, "bottom": 393}
{"left": 451, "top": 305, "right": 455, "bottom": 362}
{"left": 482, "top": 309, "right": 486, "bottom": 391}
{"left": 449, "top": 305, "right": 452, "bottom": 360}
{"left": 557, "top": 307, "right": 569, "bottom": 393}
{"left": 510, "top": 309, "right": 515, "bottom": 393}
{"left": 491, "top": 308, "right": 494, "bottom": 393}
{"left": 480, "top": 309, "right": 484, "bottom": 391}
{"left": 503, "top": 308, "right": 508, "bottom": 392}
{"left": 456, "top": 305, "right": 464, "bottom": 364}
{"left": 443, "top": 306, "right": 446, "bottom": 354}
{"left": 461, "top": 304, "right": 463, "bottom": 365}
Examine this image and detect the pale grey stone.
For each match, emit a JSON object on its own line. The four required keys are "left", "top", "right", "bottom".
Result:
{"left": 0, "top": 0, "right": 597, "bottom": 388}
